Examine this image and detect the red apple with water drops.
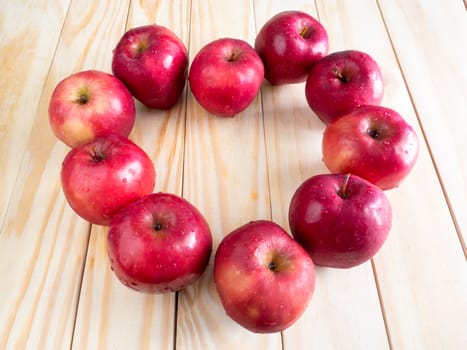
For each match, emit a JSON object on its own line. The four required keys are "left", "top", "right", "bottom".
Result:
{"left": 305, "top": 50, "right": 384, "bottom": 124}
{"left": 108, "top": 192, "right": 212, "bottom": 293}
{"left": 112, "top": 24, "right": 188, "bottom": 109}
{"left": 214, "top": 220, "right": 315, "bottom": 333}
{"left": 289, "top": 173, "right": 392, "bottom": 268}
{"left": 48, "top": 70, "right": 135, "bottom": 148}
{"left": 188, "top": 38, "right": 264, "bottom": 117}
{"left": 61, "top": 134, "right": 155, "bottom": 226}
{"left": 255, "top": 10, "right": 329, "bottom": 85}
{"left": 322, "top": 105, "right": 419, "bottom": 190}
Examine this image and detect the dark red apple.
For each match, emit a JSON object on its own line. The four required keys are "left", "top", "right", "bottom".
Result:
{"left": 188, "top": 38, "right": 264, "bottom": 117}
{"left": 255, "top": 10, "right": 329, "bottom": 85}
{"left": 107, "top": 192, "right": 212, "bottom": 293}
{"left": 112, "top": 24, "right": 188, "bottom": 109}
{"left": 305, "top": 50, "right": 384, "bottom": 124}
{"left": 322, "top": 105, "right": 419, "bottom": 190}
{"left": 48, "top": 70, "right": 135, "bottom": 148}
{"left": 61, "top": 134, "right": 155, "bottom": 226}
{"left": 214, "top": 220, "right": 315, "bottom": 333}
{"left": 289, "top": 173, "right": 392, "bottom": 268}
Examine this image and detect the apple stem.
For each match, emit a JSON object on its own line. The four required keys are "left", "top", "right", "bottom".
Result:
{"left": 367, "top": 128, "right": 380, "bottom": 139}
{"left": 338, "top": 174, "right": 351, "bottom": 199}
{"left": 90, "top": 149, "right": 104, "bottom": 162}
{"left": 154, "top": 223, "right": 163, "bottom": 231}
{"left": 77, "top": 94, "right": 88, "bottom": 105}
{"left": 299, "top": 26, "right": 309, "bottom": 38}
{"left": 268, "top": 261, "right": 276, "bottom": 271}
{"left": 332, "top": 67, "right": 347, "bottom": 83}
{"left": 226, "top": 51, "right": 239, "bottom": 62}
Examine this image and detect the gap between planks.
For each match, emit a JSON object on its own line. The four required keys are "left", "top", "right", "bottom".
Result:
{"left": 375, "top": 0, "right": 466, "bottom": 258}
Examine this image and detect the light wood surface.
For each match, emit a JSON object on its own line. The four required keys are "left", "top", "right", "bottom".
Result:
{"left": 0, "top": 1, "right": 465, "bottom": 349}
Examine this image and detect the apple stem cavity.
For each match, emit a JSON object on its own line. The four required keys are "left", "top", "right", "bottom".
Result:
{"left": 268, "top": 261, "right": 277, "bottom": 271}
{"left": 338, "top": 174, "right": 351, "bottom": 199}
{"left": 367, "top": 128, "right": 380, "bottom": 139}
{"left": 299, "top": 26, "right": 310, "bottom": 38}
{"left": 90, "top": 149, "right": 104, "bottom": 162}
{"left": 226, "top": 51, "right": 239, "bottom": 62}
{"left": 332, "top": 67, "right": 348, "bottom": 83}
{"left": 153, "top": 222, "right": 163, "bottom": 231}
{"left": 77, "top": 94, "right": 88, "bottom": 105}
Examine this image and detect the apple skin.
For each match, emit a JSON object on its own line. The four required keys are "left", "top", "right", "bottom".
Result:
{"left": 188, "top": 38, "right": 264, "bottom": 117}
{"left": 289, "top": 173, "right": 392, "bottom": 269}
{"left": 61, "top": 134, "right": 155, "bottom": 226}
{"left": 305, "top": 50, "right": 384, "bottom": 124}
{"left": 112, "top": 24, "right": 188, "bottom": 109}
{"left": 107, "top": 192, "right": 212, "bottom": 293}
{"left": 48, "top": 70, "right": 135, "bottom": 148}
{"left": 255, "top": 10, "right": 329, "bottom": 85}
{"left": 322, "top": 105, "right": 419, "bottom": 190}
{"left": 214, "top": 220, "right": 315, "bottom": 333}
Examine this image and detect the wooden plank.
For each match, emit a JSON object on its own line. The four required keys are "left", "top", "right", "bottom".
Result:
{"left": 0, "top": 1, "right": 132, "bottom": 349}
{"left": 0, "top": 0, "right": 70, "bottom": 235}
{"left": 175, "top": 0, "right": 281, "bottom": 348}
{"left": 253, "top": 2, "right": 390, "bottom": 349}
{"left": 377, "top": 0, "right": 467, "bottom": 253}
{"left": 314, "top": 0, "right": 467, "bottom": 349}
{"left": 71, "top": 1, "right": 191, "bottom": 349}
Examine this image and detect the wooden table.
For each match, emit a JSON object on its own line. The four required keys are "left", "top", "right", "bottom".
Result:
{"left": 1, "top": 1, "right": 466, "bottom": 349}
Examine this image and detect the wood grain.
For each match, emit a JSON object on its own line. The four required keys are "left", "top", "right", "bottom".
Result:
{"left": 377, "top": 0, "right": 467, "bottom": 254}
{"left": 254, "top": 1, "right": 390, "bottom": 349}
{"left": 0, "top": 0, "right": 130, "bottom": 347}
{"left": 176, "top": 0, "right": 280, "bottom": 349}
{"left": 71, "top": 1, "right": 191, "bottom": 349}
{"left": 315, "top": 0, "right": 467, "bottom": 348}
{"left": 0, "top": 0, "right": 70, "bottom": 233}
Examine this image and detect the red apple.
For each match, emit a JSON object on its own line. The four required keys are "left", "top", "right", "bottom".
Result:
{"left": 61, "top": 134, "right": 155, "bottom": 226}
{"left": 255, "top": 10, "right": 328, "bottom": 85}
{"left": 107, "top": 192, "right": 212, "bottom": 293}
{"left": 188, "top": 38, "right": 264, "bottom": 117}
{"left": 322, "top": 105, "right": 419, "bottom": 190}
{"left": 48, "top": 70, "right": 135, "bottom": 148}
{"left": 289, "top": 173, "right": 392, "bottom": 268}
{"left": 214, "top": 220, "right": 315, "bottom": 333}
{"left": 305, "top": 50, "right": 384, "bottom": 124}
{"left": 112, "top": 24, "right": 188, "bottom": 109}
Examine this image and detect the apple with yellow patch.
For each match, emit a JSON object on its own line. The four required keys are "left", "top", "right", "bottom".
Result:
{"left": 49, "top": 70, "right": 135, "bottom": 148}
{"left": 213, "top": 220, "right": 315, "bottom": 333}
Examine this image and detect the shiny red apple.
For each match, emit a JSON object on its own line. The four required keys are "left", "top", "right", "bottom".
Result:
{"left": 61, "top": 134, "right": 155, "bottom": 226}
{"left": 112, "top": 24, "right": 188, "bottom": 109}
{"left": 214, "top": 220, "right": 315, "bottom": 333}
{"left": 48, "top": 70, "right": 135, "bottom": 148}
{"left": 305, "top": 50, "right": 384, "bottom": 124}
{"left": 322, "top": 105, "right": 419, "bottom": 190}
{"left": 188, "top": 38, "right": 264, "bottom": 117}
{"left": 289, "top": 173, "right": 392, "bottom": 268}
{"left": 107, "top": 192, "right": 212, "bottom": 293}
{"left": 255, "top": 10, "right": 328, "bottom": 85}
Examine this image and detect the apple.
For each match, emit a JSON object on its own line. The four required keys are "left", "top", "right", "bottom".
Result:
{"left": 188, "top": 38, "right": 264, "bottom": 117}
{"left": 322, "top": 105, "right": 419, "bottom": 190}
{"left": 48, "top": 70, "right": 135, "bottom": 148}
{"left": 289, "top": 173, "right": 392, "bottom": 268}
{"left": 214, "top": 220, "right": 315, "bottom": 333}
{"left": 305, "top": 50, "right": 384, "bottom": 124}
{"left": 255, "top": 10, "right": 329, "bottom": 85}
{"left": 61, "top": 134, "right": 155, "bottom": 226}
{"left": 107, "top": 192, "right": 212, "bottom": 293}
{"left": 112, "top": 24, "right": 188, "bottom": 109}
